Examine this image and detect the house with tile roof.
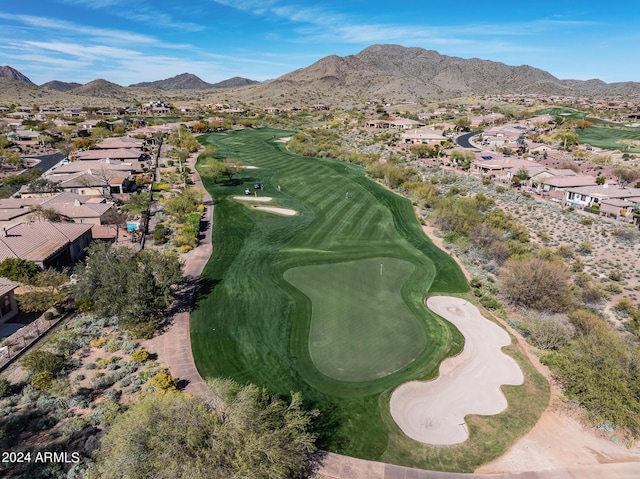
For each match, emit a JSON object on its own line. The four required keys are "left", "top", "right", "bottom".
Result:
{"left": 400, "top": 127, "right": 448, "bottom": 145}
{"left": 74, "top": 148, "right": 145, "bottom": 161}
{"left": 0, "top": 222, "right": 93, "bottom": 269}
{"left": 0, "top": 193, "right": 114, "bottom": 226}
{"left": 563, "top": 184, "right": 640, "bottom": 213}
{"left": 94, "top": 137, "right": 145, "bottom": 150}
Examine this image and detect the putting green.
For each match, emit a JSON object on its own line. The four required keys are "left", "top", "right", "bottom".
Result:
{"left": 284, "top": 257, "right": 425, "bottom": 382}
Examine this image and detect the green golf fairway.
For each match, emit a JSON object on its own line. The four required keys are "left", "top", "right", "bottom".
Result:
{"left": 285, "top": 257, "right": 425, "bottom": 382}
{"left": 191, "top": 128, "right": 478, "bottom": 465}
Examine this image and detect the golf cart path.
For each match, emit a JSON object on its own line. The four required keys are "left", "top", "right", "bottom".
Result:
{"left": 144, "top": 150, "right": 208, "bottom": 396}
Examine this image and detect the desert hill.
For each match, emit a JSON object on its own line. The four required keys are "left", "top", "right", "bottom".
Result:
{"left": 219, "top": 44, "right": 640, "bottom": 105}
{"left": 1, "top": 45, "right": 640, "bottom": 107}
{"left": 130, "top": 73, "right": 213, "bottom": 90}
{"left": 0, "top": 65, "right": 33, "bottom": 84}
{"left": 211, "top": 76, "right": 260, "bottom": 88}
{"left": 40, "top": 80, "right": 82, "bottom": 92}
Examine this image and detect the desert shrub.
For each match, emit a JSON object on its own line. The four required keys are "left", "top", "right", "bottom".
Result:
{"left": 120, "top": 340, "right": 138, "bottom": 355}
{"left": 104, "top": 337, "right": 122, "bottom": 353}
{"left": 495, "top": 185, "right": 506, "bottom": 193}
{"left": 518, "top": 315, "right": 573, "bottom": 350}
{"left": 608, "top": 270, "right": 623, "bottom": 282}
{"left": 143, "top": 370, "right": 178, "bottom": 394}
{"left": 542, "top": 311, "right": 640, "bottom": 436}
{"left": 43, "top": 311, "right": 54, "bottom": 321}
{"left": 606, "top": 282, "right": 623, "bottom": 294}
{"left": 0, "top": 378, "right": 11, "bottom": 398}
{"left": 94, "top": 374, "right": 118, "bottom": 390}
{"left": 611, "top": 228, "right": 638, "bottom": 243}
{"left": 131, "top": 349, "right": 150, "bottom": 363}
{"left": 21, "top": 350, "right": 65, "bottom": 375}
{"left": 536, "top": 230, "right": 550, "bottom": 242}
{"left": 479, "top": 294, "right": 502, "bottom": 311}
{"left": 31, "top": 371, "right": 55, "bottom": 391}
{"left": 614, "top": 298, "right": 636, "bottom": 316}
{"left": 87, "top": 401, "right": 120, "bottom": 427}
{"left": 580, "top": 216, "right": 593, "bottom": 226}
{"left": 90, "top": 337, "right": 108, "bottom": 348}
{"left": 95, "top": 357, "right": 114, "bottom": 369}
{"left": 579, "top": 282, "right": 609, "bottom": 305}
{"left": 571, "top": 257, "right": 585, "bottom": 272}
{"left": 577, "top": 240, "right": 593, "bottom": 254}
{"left": 555, "top": 244, "right": 575, "bottom": 259}
{"left": 499, "top": 257, "right": 571, "bottom": 311}
{"left": 106, "top": 389, "right": 122, "bottom": 403}
{"left": 121, "top": 318, "right": 155, "bottom": 340}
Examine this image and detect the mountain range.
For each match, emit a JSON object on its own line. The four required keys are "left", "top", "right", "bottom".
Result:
{"left": 1, "top": 45, "right": 640, "bottom": 105}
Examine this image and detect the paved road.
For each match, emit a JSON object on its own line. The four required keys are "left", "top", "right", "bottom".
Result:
{"left": 456, "top": 132, "right": 480, "bottom": 150}
{"left": 318, "top": 452, "right": 640, "bottom": 479}
{"left": 26, "top": 152, "right": 66, "bottom": 174}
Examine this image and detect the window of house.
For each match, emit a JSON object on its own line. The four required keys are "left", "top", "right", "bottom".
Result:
{"left": 0, "top": 295, "right": 12, "bottom": 317}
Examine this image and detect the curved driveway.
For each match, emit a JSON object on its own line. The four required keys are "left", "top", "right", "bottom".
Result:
{"left": 456, "top": 131, "right": 480, "bottom": 150}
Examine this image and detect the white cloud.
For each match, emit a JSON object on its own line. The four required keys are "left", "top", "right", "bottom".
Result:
{"left": 57, "top": 0, "right": 205, "bottom": 31}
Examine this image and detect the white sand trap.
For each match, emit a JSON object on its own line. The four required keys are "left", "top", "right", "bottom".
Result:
{"left": 244, "top": 165, "right": 259, "bottom": 169}
{"left": 253, "top": 206, "right": 297, "bottom": 216}
{"left": 390, "top": 296, "right": 523, "bottom": 445}
{"left": 233, "top": 195, "right": 273, "bottom": 202}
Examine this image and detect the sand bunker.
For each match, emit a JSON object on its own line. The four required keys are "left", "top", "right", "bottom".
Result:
{"left": 253, "top": 206, "right": 297, "bottom": 216}
{"left": 390, "top": 296, "right": 523, "bottom": 445}
{"left": 244, "top": 165, "right": 259, "bottom": 169}
{"left": 233, "top": 195, "right": 273, "bottom": 202}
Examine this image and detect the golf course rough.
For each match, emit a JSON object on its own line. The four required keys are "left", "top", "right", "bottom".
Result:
{"left": 192, "top": 128, "right": 479, "bottom": 465}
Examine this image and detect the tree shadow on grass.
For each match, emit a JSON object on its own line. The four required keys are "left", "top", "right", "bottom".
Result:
{"left": 155, "top": 275, "right": 220, "bottom": 334}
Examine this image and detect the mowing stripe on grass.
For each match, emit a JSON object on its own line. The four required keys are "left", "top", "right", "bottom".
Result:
{"left": 192, "top": 128, "right": 474, "bottom": 464}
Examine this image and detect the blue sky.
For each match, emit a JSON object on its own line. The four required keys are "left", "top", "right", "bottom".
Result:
{"left": 0, "top": 1, "right": 638, "bottom": 86}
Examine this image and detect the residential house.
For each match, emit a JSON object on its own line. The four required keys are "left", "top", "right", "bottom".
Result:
{"left": 471, "top": 155, "right": 540, "bottom": 181}
{"left": 535, "top": 174, "right": 597, "bottom": 198}
{"left": 0, "top": 278, "right": 19, "bottom": 324}
{"left": 365, "top": 118, "right": 424, "bottom": 130}
{"left": 0, "top": 222, "right": 93, "bottom": 269}
{"left": 95, "top": 137, "right": 145, "bottom": 150}
{"left": 0, "top": 193, "right": 114, "bottom": 226}
{"left": 401, "top": 127, "right": 447, "bottom": 145}
{"left": 563, "top": 185, "right": 640, "bottom": 217}
{"left": 74, "top": 148, "right": 145, "bottom": 162}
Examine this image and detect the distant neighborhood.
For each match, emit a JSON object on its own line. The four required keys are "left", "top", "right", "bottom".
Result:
{"left": 0, "top": 91, "right": 638, "bottom": 293}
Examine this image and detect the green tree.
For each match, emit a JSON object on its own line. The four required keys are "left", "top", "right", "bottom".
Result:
{"left": 91, "top": 379, "right": 316, "bottom": 479}
{"left": 122, "top": 193, "right": 151, "bottom": 214}
{"left": 164, "top": 188, "right": 203, "bottom": 223}
{"left": 16, "top": 268, "right": 68, "bottom": 312}
{"left": 223, "top": 158, "right": 244, "bottom": 182}
{"left": 72, "top": 242, "right": 184, "bottom": 330}
{"left": 0, "top": 258, "right": 41, "bottom": 283}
